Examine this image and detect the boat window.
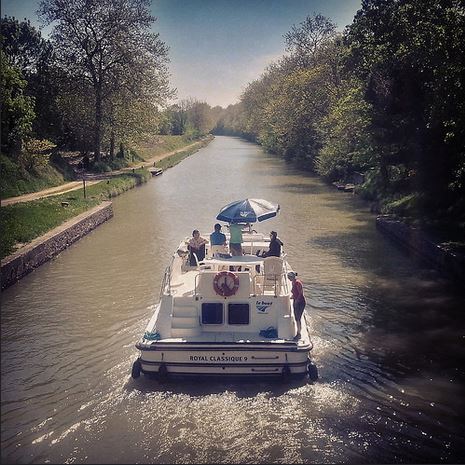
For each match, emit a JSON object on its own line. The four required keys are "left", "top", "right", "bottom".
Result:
{"left": 228, "top": 303, "right": 250, "bottom": 325}
{"left": 201, "top": 303, "right": 223, "bottom": 325}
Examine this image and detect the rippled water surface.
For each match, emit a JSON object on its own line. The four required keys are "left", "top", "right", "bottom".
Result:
{"left": 2, "top": 136, "right": 465, "bottom": 464}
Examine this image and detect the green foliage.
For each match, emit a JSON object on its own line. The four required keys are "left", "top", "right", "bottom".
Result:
{"left": 91, "top": 161, "right": 112, "bottom": 173}
{"left": 381, "top": 193, "right": 421, "bottom": 217}
{"left": 0, "top": 152, "right": 66, "bottom": 198}
{"left": 39, "top": 0, "right": 172, "bottom": 159}
{"left": 316, "top": 82, "right": 374, "bottom": 180}
{"left": 0, "top": 16, "right": 51, "bottom": 73}
{"left": 19, "top": 138, "right": 56, "bottom": 171}
{"left": 108, "top": 157, "right": 129, "bottom": 170}
{"left": 0, "top": 51, "right": 35, "bottom": 154}
{"left": 164, "top": 99, "right": 216, "bottom": 137}
{"left": 216, "top": 4, "right": 465, "bottom": 226}
{"left": 345, "top": 0, "right": 465, "bottom": 219}
{"left": 1, "top": 17, "right": 62, "bottom": 145}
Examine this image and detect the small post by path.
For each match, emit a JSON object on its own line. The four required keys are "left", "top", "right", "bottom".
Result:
{"left": 83, "top": 176, "right": 87, "bottom": 199}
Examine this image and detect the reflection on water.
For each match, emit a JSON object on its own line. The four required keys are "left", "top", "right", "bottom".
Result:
{"left": 1, "top": 136, "right": 465, "bottom": 463}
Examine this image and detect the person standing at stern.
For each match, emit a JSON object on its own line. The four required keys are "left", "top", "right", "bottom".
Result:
{"left": 228, "top": 222, "right": 243, "bottom": 256}
{"left": 287, "top": 271, "right": 306, "bottom": 341}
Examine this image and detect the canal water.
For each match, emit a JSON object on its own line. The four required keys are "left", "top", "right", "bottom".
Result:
{"left": 1, "top": 136, "right": 464, "bottom": 464}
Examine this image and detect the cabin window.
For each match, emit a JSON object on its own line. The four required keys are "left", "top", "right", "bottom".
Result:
{"left": 201, "top": 303, "right": 223, "bottom": 324}
{"left": 228, "top": 303, "right": 250, "bottom": 325}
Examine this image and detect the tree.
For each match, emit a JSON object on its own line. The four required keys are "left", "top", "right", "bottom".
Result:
{"left": 1, "top": 17, "right": 64, "bottom": 144}
{"left": 345, "top": 0, "right": 465, "bottom": 218}
{"left": 0, "top": 16, "right": 51, "bottom": 74}
{"left": 170, "top": 99, "right": 191, "bottom": 135}
{"left": 316, "top": 81, "right": 374, "bottom": 181}
{"left": 0, "top": 50, "right": 35, "bottom": 155}
{"left": 39, "top": 0, "right": 171, "bottom": 161}
{"left": 187, "top": 100, "right": 214, "bottom": 136}
{"left": 284, "top": 13, "right": 337, "bottom": 69}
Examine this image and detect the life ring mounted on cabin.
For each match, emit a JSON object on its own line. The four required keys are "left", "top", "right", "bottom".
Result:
{"left": 213, "top": 271, "right": 240, "bottom": 297}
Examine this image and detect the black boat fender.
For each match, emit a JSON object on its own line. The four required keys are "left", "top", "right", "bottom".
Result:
{"left": 131, "top": 359, "right": 142, "bottom": 379}
{"left": 308, "top": 361, "right": 318, "bottom": 381}
{"left": 281, "top": 364, "right": 291, "bottom": 379}
{"left": 158, "top": 363, "right": 168, "bottom": 380}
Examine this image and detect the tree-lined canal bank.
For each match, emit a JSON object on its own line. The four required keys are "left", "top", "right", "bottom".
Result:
{"left": 1, "top": 136, "right": 464, "bottom": 464}
{"left": 0, "top": 136, "right": 213, "bottom": 265}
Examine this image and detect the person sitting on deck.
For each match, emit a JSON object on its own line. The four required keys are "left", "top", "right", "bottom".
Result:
{"left": 210, "top": 223, "right": 227, "bottom": 255}
{"left": 258, "top": 231, "right": 283, "bottom": 258}
{"left": 188, "top": 229, "right": 208, "bottom": 265}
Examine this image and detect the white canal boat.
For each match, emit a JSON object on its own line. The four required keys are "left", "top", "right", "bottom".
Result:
{"left": 131, "top": 201, "right": 318, "bottom": 381}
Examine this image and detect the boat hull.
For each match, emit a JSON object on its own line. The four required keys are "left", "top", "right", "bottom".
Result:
{"left": 136, "top": 341, "right": 313, "bottom": 377}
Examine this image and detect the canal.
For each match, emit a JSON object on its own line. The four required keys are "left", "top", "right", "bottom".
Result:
{"left": 1, "top": 136, "right": 464, "bottom": 463}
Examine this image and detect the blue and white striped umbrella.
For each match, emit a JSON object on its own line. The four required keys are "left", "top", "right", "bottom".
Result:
{"left": 216, "top": 198, "right": 280, "bottom": 223}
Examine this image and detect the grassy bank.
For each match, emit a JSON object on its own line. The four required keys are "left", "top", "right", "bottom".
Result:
{"left": 155, "top": 136, "right": 213, "bottom": 170}
{"left": 0, "top": 135, "right": 205, "bottom": 200}
{"left": 134, "top": 134, "right": 200, "bottom": 161}
{"left": 0, "top": 153, "right": 73, "bottom": 199}
{"left": 1, "top": 169, "right": 149, "bottom": 260}
{"left": 1, "top": 135, "right": 213, "bottom": 261}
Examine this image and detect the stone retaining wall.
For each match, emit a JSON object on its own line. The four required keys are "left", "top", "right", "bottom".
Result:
{"left": 376, "top": 215, "right": 465, "bottom": 283}
{"left": 1, "top": 201, "right": 113, "bottom": 290}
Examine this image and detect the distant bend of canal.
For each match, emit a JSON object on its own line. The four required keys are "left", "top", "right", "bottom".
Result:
{"left": 2, "top": 136, "right": 464, "bottom": 464}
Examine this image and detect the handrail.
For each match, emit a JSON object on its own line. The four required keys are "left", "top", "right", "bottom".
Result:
{"left": 159, "top": 265, "right": 169, "bottom": 298}
{"left": 159, "top": 255, "right": 175, "bottom": 299}
{"left": 194, "top": 273, "right": 200, "bottom": 296}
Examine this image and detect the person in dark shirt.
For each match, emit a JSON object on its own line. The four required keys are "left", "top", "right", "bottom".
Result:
{"left": 260, "top": 231, "right": 283, "bottom": 258}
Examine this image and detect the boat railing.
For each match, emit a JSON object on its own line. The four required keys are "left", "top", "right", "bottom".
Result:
{"left": 252, "top": 271, "right": 290, "bottom": 297}
{"left": 191, "top": 269, "right": 290, "bottom": 298}
{"left": 159, "top": 255, "right": 175, "bottom": 298}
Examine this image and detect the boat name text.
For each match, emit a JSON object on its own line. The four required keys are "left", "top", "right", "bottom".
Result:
{"left": 189, "top": 355, "right": 248, "bottom": 362}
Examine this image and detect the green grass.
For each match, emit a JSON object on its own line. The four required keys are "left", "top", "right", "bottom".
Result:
{"left": 1, "top": 169, "right": 149, "bottom": 260}
{"left": 155, "top": 138, "right": 212, "bottom": 170}
{"left": 0, "top": 153, "right": 70, "bottom": 198}
{"left": 134, "top": 134, "right": 202, "bottom": 161}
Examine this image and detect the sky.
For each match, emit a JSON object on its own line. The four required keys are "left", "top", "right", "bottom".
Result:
{"left": 3, "top": 0, "right": 362, "bottom": 108}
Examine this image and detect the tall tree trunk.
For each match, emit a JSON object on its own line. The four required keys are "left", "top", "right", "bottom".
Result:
{"left": 94, "top": 84, "right": 102, "bottom": 161}
{"left": 109, "top": 130, "right": 115, "bottom": 159}
{"left": 380, "top": 155, "right": 389, "bottom": 193}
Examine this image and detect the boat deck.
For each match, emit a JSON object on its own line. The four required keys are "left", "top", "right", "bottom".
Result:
{"left": 143, "top": 331, "right": 310, "bottom": 345}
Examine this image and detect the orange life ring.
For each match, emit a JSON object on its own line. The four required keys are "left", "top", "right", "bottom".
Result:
{"left": 213, "top": 271, "right": 240, "bottom": 297}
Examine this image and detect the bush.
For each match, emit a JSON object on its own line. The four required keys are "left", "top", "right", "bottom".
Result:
{"left": 91, "top": 161, "right": 111, "bottom": 173}
{"left": 357, "top": 168, "right": 382, "bottom": 201}
{"left": 109, "top": 158, "right": 129, "bottom": 170}
{"left": 382, "top": 193, "right": 420, "bottom": 217}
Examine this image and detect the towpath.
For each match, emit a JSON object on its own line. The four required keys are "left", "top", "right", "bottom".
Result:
{"left": 0, "top": 181, "right": 101, "bottom": 206}
{"left": 1, "top": 138, "right": 207, "bottom": 207}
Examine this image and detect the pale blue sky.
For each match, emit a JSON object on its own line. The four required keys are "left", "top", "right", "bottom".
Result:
{"left": 3, "top": 0, "right": 362, "bottom": 107}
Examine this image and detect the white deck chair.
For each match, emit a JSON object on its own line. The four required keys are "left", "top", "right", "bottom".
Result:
{"left": 262, "top": 256, "right": 284, "bottom": 296}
